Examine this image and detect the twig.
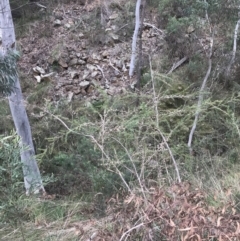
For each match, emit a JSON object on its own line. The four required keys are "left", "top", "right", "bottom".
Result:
{"left": 149, "top": 56, "right": 181, "bottom": 183}
{"left": 187, "top": 67, "right": 211, "bottom": 150}
{"left": 119, "top": 223, "right": 144, "bottom": 241}
{"left": 35, "top": 3, "right": 47, "bottom": 9}
{"left": 109, "top": 59, "right": 120, "bottom": 73}
{"left": 115, "top": 23, "right": 129, "bottom": 33}
{"left": 96, "top": 64, "right": 109, "bottom": 84}
{"left": 143, "top": 22, "right": 165, "bottom": 35}
{"left": 10, "top": 3, "right": 30, "bottom": 11}
{"left": 10, "top": 1, "right": 47, "bottom": 12}
{"left": 112, "top": 137, "right": 147, "bottom": 203}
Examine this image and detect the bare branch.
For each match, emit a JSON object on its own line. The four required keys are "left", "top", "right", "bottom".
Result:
{"left": 188, "top": 37, "right": 213, "bottom": 152}
{"left": 167, "top": 56, "right": 188, "bottom": 75}
{"left": 143, "top": 22, "right": 165, "bottom": 36}
{"left": 119, "top": 223, "right": 144, "bottom": 241}
{"left": 112, "top": 137, "right": 147, "bottom": 202}
{"left": 187, "top": 4, "right": 214, "bottom": 152}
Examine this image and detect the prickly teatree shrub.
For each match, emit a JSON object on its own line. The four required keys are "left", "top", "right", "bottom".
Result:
{"left": 32, "top": 71, "right": 240, "bottom": 200}
{"left": 26, "top": 82, "right": 240, "bottom": 239}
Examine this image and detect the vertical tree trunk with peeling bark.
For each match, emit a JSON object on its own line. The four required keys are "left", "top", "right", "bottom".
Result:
{"left": 129, "top": 0, "right": 142, "bottom": 79}
{"left": 0, "top": 0, "right": 45, "bottom": 195}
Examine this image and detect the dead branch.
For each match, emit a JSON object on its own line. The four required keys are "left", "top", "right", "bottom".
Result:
{"left": 188, "top": 37, "right": 213, "bottom": 152}
{"left": 187, "top": 4, "right": 214, "bottom": 152}
{"left": 167, "top": 56, "right": 188, "bottom": 74}
{"left": 143, "top": 22, "right": 165, "bottom": 36}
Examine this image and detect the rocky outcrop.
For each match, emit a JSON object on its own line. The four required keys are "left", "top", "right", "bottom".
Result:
{"left": 18, "top": 2, "right": 164, "bottom": 102}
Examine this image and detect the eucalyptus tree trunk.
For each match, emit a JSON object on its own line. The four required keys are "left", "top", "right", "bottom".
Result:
{"left": 129, "top": 0, "right": 142, "bottom": 78}
{"left": 0, "top": 0, "right": 45, "bottom": 195}
{"left": 129, "top": 0, "right": 146, "bottom": 89}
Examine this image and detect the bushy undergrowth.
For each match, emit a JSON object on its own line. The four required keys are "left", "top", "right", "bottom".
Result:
{"left": 24, "top": 73, "right": 240, "bottom": 200}
{"left": 4, "top": 81, "right": 240, "bottom": 239}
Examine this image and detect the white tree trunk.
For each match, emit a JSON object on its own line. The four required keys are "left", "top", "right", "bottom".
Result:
{"left": 129, "top": 0, "right": 142, "bottom": 78}
{"left": 0, "top": 0, "right": 45, "bottom": 195}
{"left": 225, "top": 18, "right": 240, "bottom": 87}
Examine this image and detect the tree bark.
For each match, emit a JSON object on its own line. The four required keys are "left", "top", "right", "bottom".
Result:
{"left": 136, "top": 0, "right": 146, "bottom": 90}
{"left": 225, "top": 18, "right": 240, "bottom": 87}
{"left": 129, "top": 0, "right": 142, "bottom": 78}
{"left": 0, "top": 0, "right": 45, "bottom": 195}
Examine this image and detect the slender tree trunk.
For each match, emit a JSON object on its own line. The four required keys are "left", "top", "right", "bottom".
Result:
{"left": 225, "top": 18, "right": 240, "bottom": 87}
{"left": 136, "top": 0, "right": 146, "bottom": 90}
{"left": 0, "top": 0, "right": 45, "bottom": 195}
{"left": 129, "top": 0, "right": 142, "bottom": 78}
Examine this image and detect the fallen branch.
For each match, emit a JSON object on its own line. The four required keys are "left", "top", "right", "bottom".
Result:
{"left": 167, "top": 49, "right": 204, "bottom": 75}
{"left": 143, "top": 22, "right": 165, "bottom": 36}
{"left": 167, "top": 56, "right": 188, "bottom": 75}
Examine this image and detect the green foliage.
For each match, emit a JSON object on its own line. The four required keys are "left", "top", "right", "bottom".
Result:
{"left": 166, "top": 16, "right": 189, "bottom": 33}
{"left": 26, "top": 78, "right": 240, "bottom": 198}
{"left": 0, "top": 133, "right": 28, "bottom": 233}
{"left": 0, "top": 100, "right": 13, "bottom": 134}
{"left": 27, "top": 81, "right": 53, "bottom": 104}
{"left": 0, "top": 50, "right": 20, "bottom": 96}
{"left": 30, "top": 99, "right": 121, "bottom": 197}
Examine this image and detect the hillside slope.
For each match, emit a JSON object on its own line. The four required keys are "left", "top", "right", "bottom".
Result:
{"left": 1, "top": 0, "right": 240, "bottom": 240}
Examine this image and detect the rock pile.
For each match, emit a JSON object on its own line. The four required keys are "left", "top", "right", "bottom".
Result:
{"left": 18, "top": 2, "right": 164, "bottom": 102}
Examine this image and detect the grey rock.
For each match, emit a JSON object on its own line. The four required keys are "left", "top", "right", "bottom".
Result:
{"left": 102, "top": 50, "right": 109, "bottom": 57}
{"left": 109, "top": 13, "right": 118, "bottom": 20}
{"left": 79, "top": 81, "right": 90, "bottom": 88}
{"left": 78, "top": 59, "right": 86, "bottom": 65}
{"left": 83, "top": 70, "right": 90, "bottom": 79}
{"left": 58, "top": 58, "right": 68, "bottom": 68}
{"left": 78, "top": 33, "right": 84, "bottom": 39}
{"left": 86, "top": 64, "right": 97, "bottom": 71}
{"left": 69, "top": 58, "right": 78, "bottom": 66}
{"left": 91, "top": 71, "right": 99, "bottom": 77}
{"left": 69, "top": 71, "right": 79, "bottom": 79}
{"left": 54, "top": 19, "right": 62, "bottom": 26}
